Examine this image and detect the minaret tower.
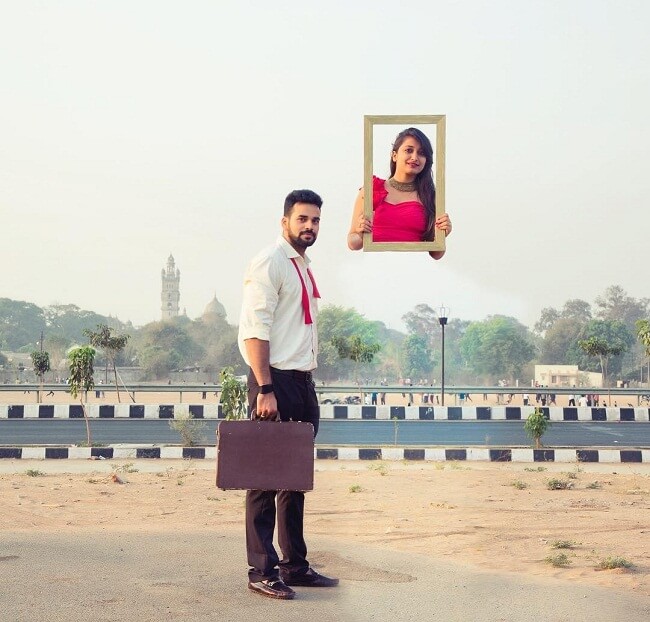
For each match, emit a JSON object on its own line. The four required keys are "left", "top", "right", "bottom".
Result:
{"left": 161, "top": 254, "right": 180, "bottom": 320}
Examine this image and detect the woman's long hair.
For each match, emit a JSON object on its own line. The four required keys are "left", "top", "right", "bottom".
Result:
{"left": 389, "top": 127, "right": 436, "bottom": 241}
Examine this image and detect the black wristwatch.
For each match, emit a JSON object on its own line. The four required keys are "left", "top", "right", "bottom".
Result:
{"left": 259, "top": 384, "right": 274, "bottom": 394}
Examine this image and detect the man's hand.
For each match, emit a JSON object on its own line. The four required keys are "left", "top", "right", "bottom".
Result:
{"left": 254, "top": 392, "right": 279, "bottom": 421}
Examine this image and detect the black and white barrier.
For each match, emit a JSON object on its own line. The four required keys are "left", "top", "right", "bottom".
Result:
{"left": 0, "top": 445, "right": 647, "bottom": 463}
{"left": 1, "top": 404, "right": 649, "bottom": 421}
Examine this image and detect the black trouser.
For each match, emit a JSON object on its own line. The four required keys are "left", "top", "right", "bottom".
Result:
{"left": 245, "top": 367, "right": 319, "bottom": 583}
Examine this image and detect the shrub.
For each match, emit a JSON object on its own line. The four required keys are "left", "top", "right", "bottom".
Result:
{"left": 169, "top": 410, "right": 207, "bottom": 447}
{"left": 597, "top": 556, "right": 634, "bottom": 570}
{"left": 550, "top": 540, "right": 576, "bottom": 549}
{"left": 546, "top": 478, "right": 572, "bottom": 490}
{"left": 545, "top": 553, "right": 571, "bottom": 568}
{"left": 524, "top": 407, "right": 550, "bottom": 449}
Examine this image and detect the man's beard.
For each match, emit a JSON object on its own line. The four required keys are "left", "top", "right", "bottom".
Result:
{"left": 288, "top": 231, "right": 317, "bottom": 248}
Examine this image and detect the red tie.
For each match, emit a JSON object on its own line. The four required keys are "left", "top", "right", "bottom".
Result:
{"left": 290, "top": 258, "right": 320, "bottom": 324}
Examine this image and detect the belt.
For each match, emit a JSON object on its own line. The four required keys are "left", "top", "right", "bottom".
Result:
{"left": 270, "top": 367, "right": 313, "bottom": 382}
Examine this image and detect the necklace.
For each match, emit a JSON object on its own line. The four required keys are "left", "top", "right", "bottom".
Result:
{"left": 387, "top": 177, "right": 416, "bottom": 192}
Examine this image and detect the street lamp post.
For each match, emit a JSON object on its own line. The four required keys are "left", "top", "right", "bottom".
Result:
{"left": 438, "top": 306, "right": 449, "bottom": 406}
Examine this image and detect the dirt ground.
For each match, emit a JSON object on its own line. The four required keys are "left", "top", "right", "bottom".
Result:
{"left": 1, "top": 459, "right": 648, "bottom": 599}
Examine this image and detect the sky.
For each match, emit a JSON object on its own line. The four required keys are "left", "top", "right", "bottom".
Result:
{"left": 2, "top": 0, "right": 649, "bottom": 333}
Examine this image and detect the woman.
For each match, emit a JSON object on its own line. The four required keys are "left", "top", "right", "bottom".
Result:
{"left": 347, "top": 127, "right": 452, "bottom": 260}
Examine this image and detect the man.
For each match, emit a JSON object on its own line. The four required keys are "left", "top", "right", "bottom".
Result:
{"left": 237, "top": 189, "right": 338, "bottom": 600}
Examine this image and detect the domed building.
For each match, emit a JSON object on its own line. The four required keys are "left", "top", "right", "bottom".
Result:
{"left": 202, "top": 294, "right": 227, "bottom": 322}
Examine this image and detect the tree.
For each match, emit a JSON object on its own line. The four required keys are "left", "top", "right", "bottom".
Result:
{"left": 534, "top": 307, "right": 560, "bottom": 335}
{"left": 67, "top": 346, "right": 96, "bottom": 446}
{"left": 44, "top": 304, "right": 124, "bottom": 345}
{"left": 569, "top": 319, "right": 633, "bottom": 381}
{"left": 400, "top": 333, "right": 434, "bottom": 380}
{"left": 134, "top": 320, "right": 203, "bottom": 379}
{"left": 169, "top": 408, "right": 207, "bottom": 446}
{"left": 30, "top": 350, "right": 51, "bottom": 404}
{"left": 539, "top": 317, "right": 584, "bottom": 364}
{"left": 636, "top": 320, "right": 650, "bottom": 358}
{"left": 402, "top": 304, "right": 438, "bottom": 345}
{"left": 83, "top": 324, "right": 130, "bottom": 402}
{"left": 318, "top": 305, "right": 381, "bottom": 380}
{"left": 636, "top": 320, "right": 650, "bottom": 383}
{"left": 561, "top": 299, "right": 592, "bottom": 322}
{"left": 189, "top": 314, "right": 242, "bottom": 375}
{"left": 459, "top": 316, "right": 535, "bottom": 382}
{"left": 331, "top": 334, "right": 381, "bottom": 384}
{"left": 0, "top": 298, "right": 45, "bottom": 350}
{"left": 577, "top": 337, "right": 625, "bottom": 387}
{"left": 219, "top": 367, "right": 247, "bottom": 420}
{"left": 524, "top": 407, "right": 551, "bottom": 449}
{"left": 594, "top": 286, "right": 649, "bottom": 331}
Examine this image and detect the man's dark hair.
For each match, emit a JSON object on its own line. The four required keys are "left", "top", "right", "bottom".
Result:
{"left": 284, "top": 189, "right": 323, "bottom": 216}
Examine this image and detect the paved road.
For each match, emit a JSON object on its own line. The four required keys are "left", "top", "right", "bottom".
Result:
{"left": 1, "top": 419, "right": 649, "bottom": 447}
{"left": 3, "top": 529, "right": 649, "bottom": 622}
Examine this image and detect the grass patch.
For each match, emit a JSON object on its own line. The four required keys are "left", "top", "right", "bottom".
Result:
{"left": 511, "top": 480, "right": 528, "bottom": 490}
{"left": 25, "top": 469, "right": 45, "bottom": 477}
{"left": 349, "top": 484, "right": 363, "bottom": 493}
{"left": 524, "top": 466, "right": 547, "bottom": 472}
{"left": 550, "top": 540, "right": 576, "bottom": 550}
{"left": 544, "top": 553, "right": 571, "bottom": 568}
{"left": 112, "top": 462, "right": 139, "bottom": 474}
{"left": 546, "top": 478, "right": 572, "bottom": 490}
{"left": 586, "top": 481, "right": 603, "bottom": 489}
{"left": 596, "top": 556, "right": 634, "bottom": 570}
{"left": 368, "top": 464, "right": 388, "bottom": 476}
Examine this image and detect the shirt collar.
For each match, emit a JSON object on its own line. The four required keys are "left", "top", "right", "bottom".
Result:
{"left": 277, "top": 235, "right": 310, "bottom": 265}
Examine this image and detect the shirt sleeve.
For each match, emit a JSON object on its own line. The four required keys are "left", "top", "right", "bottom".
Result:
{"left": 238, "top": 251, "right": 281, "bottom": 342}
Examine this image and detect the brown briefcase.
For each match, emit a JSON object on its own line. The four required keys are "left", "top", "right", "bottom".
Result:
{"left": 216, "top": 420, "right": 314, "bottom": 491}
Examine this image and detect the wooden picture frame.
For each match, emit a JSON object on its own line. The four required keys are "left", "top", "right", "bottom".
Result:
{"left": 363, "top": 114, "right": 446, "bottom": 252}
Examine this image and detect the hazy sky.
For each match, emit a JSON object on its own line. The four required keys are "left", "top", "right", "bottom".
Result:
{"left": 2, "top": 1, "right": 648, "bottom": 332}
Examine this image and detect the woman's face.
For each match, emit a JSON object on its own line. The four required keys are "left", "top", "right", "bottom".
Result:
{"left": 392, "top": 136, "right": 426, "bottom": 178}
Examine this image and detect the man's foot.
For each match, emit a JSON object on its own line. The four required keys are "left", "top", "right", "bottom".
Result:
{"left": 248, "top": 578, "right": 296, "bottom": 600}
{"left": 281, "top": 568, "right": 339, "bottom": 587}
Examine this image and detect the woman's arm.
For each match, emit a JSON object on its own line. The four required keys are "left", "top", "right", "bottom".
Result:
{"left": 347, "top": 188, "right": 372, "bottom": 251}
{"left": 428, "top": 213, "right": 452, "bottom": 260}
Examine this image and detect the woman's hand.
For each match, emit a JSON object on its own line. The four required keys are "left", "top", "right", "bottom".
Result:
{"left": 435, "top": 213, "right": 452, "bottom": 237}
{"left": 429, "top": 213, "right": 452, "bottom": 260}
{"left": 354, "top": 215, "right": 372, "bottom": 236}
{"left": 348, "top": 189, "right": 372, "bottom": 250}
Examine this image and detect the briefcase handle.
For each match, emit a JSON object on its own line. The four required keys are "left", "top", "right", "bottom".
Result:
{"left": 250, "top": 408, "right": 280, "bottom": 422}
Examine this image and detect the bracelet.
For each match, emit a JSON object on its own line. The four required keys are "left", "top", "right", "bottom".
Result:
{"left": 259, "top": 384, "right": 274, "bottom": 394}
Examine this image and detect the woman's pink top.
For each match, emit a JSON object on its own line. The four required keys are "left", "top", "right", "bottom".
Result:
{"left": 371, "top": 176, "right": 427, "bottom": 242}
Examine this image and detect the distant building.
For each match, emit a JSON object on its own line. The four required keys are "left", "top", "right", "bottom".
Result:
{"left": 534, "top": 364, "right": 602, "bottom": 388}
{"left": 161, "top": 254, "right": 180, "bottom": 320}
{"left": 202, "top": 294, "right": 227, "bottom": 322}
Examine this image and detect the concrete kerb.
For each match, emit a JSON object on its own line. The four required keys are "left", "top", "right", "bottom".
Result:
{"left": 1, "top": 445, "right": 649, "bottom": 463}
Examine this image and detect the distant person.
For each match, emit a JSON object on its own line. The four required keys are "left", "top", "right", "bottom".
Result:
{"left": 522, "top": 393, "right": 529, "bottom": 406}
{"left": 347, "top": 127, "right": 452, "bottom": 257}
{"left": 568, "top": 394, "right": 576, "bottom": 407}
{"left": 578, "top": 395, "right": 588, "bottom": 407}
